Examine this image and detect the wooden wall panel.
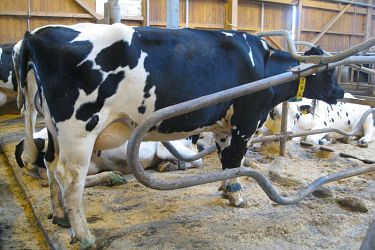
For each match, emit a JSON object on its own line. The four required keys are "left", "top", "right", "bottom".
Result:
{"left": 299, "top": 0, "right": 370, "bottom": 52}
{"left": 0, "top": 0, "right": 374, "bottom": 53}
{"left": 149, "top": 0, "right": 166, "bottom": 26}
{"left": 238, "top": 1, "right": 261, "bottom": 32}
{"left": 187, "top": 0, "right": 224, "bottom": 29}
{"left": 264, "top": 4, "right": 293, "bottom": 31}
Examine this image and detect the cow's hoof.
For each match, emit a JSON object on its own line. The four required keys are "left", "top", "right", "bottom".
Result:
{"left": 52, "top": 215, "right": 71, "bottom": 228}
{"left": 80, "top": 236, "right": 96, "bottom": 250}
{"left": 229, "top": 196, "right": 247, "bottom": 208}
{"left": 157, "top": 161, "right": 178, "bottom": 172}
{"left": 358, "top": 140, "right": 369, "bottom": 148}
{"left": 108, "top": 171, "right": 127, "bottom": 186}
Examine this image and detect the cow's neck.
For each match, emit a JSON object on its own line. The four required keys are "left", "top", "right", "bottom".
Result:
{"left": 265, "top": 50, "right": 300, "bottom": 108}
{"left": 270, "top": 78, "right": 299, "bottom": 107}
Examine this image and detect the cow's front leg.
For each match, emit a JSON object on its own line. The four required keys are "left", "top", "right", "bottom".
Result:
{"left": 55, "top": 136, "right": 96, "bottom": 249}
{"left": 358, "top": 117, "right": 374, "bottom": 148}
{"left": 85, "top": 171, "right": 127, "bottom": 187}
{"left": 214, "top": 133, "right": 248, "bottom": 207}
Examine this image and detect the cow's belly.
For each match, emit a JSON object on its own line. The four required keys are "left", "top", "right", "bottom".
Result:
{"left": 94, "top": 119, "right": 227, "bottom": 151}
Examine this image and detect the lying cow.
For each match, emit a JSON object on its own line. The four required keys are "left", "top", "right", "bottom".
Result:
{"left": 295, "top": 93, "right": 374, "bottom": 147}
{"left": 264, "top": 93, "right": 374, "bottom": 147}
{"left": 0, "top": 43, "right": 17, "bottom": 106}
{"left": 15, "top": 128, "right": 203, "bottom": 187}
{"left": 15, "top": 23, "right": 343, "bottom": 248}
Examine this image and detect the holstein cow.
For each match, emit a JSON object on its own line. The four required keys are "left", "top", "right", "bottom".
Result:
{"left": 16, "top": 23, "right": 343, "bottom": 248}
{"left": 293, "top": 93, "right": 374, "bottom": 147}
{"left": 0, "top": 43, "right": 17, "bottom": 106}
{"left": 15, "top": 128, "right": 203, "bottom": 187}
{"left": 264, "top": 93, "right": 374, "bottom": 147}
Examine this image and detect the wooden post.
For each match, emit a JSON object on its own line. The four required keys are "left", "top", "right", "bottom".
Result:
{"left": 260, "top": 2, "right": 265, "bottom": 32}
{"left": 296, "top": 0, "right": 303, "bottom": 41}
{"left": 224, "top": 0, "right": 238, "bottom": 30}
{"left": 142, "top": 0, "right": 149, "bottom": 26}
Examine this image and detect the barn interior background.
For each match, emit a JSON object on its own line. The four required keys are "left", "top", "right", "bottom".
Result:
{"left": 1, "top": 1, "right": 375, "bottom": 249}
{"left": 1, "top": 0, "right": 374, "bottom": 95}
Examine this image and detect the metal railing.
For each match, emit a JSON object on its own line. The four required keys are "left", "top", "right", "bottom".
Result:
{"left": 126, "top": 48, "right": 375, "bottom": 205}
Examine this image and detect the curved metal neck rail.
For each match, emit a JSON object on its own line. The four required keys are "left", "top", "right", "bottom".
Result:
{"left": 257, "top": 30, "right": 375, "bottom": 65}
{"left": 161, "top": 108, "right": 375, "bottom": 162}
{"left": 295, "top": 40, "right": 375, "bottom": 76}
{"left": 126, "top": 55, "right": 375, "bottom": 206}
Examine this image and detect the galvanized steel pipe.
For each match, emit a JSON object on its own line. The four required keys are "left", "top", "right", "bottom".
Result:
{"left": 257, "top": 30, "right": 375, "bottom": 64}
{"left": 126, "top": 55, "right": 375, "bottom": 205}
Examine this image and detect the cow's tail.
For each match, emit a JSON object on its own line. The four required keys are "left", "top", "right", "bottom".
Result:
{"left": 15, "top": 32, "right": 40, "bottom": 167}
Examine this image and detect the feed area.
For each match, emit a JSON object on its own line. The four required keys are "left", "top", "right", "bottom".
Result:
{"left": 0, "top": 97, "right": 374, "bottom": 249}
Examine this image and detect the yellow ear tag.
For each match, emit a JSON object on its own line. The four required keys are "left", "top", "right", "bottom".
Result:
{"left": 295, "top": 77, "right": 306, "bottom": 101}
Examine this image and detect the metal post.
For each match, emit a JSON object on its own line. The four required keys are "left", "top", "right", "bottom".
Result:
{"left": 185, "top": 0, "right": 189, "bottom": 28}
{"left": 279, "top": 101, "right": 289, "bottom": 156}
{"left": 108, "top": 0, "right": 121, "bottom": 24}
{"left": 167, "top": 0, "right": 179, "bottom": 29}
{"left": 146, "top": 0, "right": 150, "bottom": 26}
{"left": 260, "top": 2, "right": 264, "bottom": 32}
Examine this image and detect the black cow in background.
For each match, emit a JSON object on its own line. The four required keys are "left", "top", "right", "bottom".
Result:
{"left": 0, "top": 43, "right": 17, "bottom": 106}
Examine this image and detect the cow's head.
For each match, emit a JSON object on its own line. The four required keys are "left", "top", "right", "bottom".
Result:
{"left": 302, "top": 46, "right": 344, "bottom": 104}
{"left": 0, "top": 43, "right": 17, "bottom": 90}
{"left": 15, "top": 138, "right": 46, "bottom": 169}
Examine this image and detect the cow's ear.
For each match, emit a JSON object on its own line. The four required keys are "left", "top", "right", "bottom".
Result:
{"left": 304, "top": 46, "right": 324, "bottom": 56}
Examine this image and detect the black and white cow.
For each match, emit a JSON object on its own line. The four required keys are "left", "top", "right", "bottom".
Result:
{"left": 294, "top": 93, "right": 374, "bottom": 147}
{"left": 15, "top": 128, "right": 203, "bottom": 187}
{"left": 264, "top": 93, "right": 374, "bottom": 147}
{"left": 16, "top": 23, "right": 344, "bottom": 248}
{"left": 0, "top": 43, "right": 17, "bottom": 106}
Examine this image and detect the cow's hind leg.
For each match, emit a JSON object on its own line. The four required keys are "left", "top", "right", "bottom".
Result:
{"left": 215, "top": 132, "right": 248, "bottom": 207}
{"left": 54, "top": 135, "right": 97, "bottom": 249}
{"left": 44, "top": 130, "right": 70, "bottom": 227}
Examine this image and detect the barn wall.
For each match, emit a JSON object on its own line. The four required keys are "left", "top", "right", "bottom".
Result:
{"left": 0, "top": 0, "right": 374, "bottom": 52}
{"left": 299, "top": 0, "right": 370, "bottom": 52}
{"left": 0, "top": 0, "right": 143, "bottom": 44}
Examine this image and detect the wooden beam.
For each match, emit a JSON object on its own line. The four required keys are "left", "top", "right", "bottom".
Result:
{"left": 301, "top": 28, "right": 365, "bottom": 36}
{"left": 224, "top": 0, "right": 238, "bottom": 30}
{"left": 0, "top": 10, "right": 143, "bottom": 21}
{"left": 142, "top": 0, "right": 148, "bottom": 26}
{"left": 74, "top": 0, "right": 102, "bottom": 20}
{"left": 308, "top": 3, "right": 351, "bottom": 45}
{"left": 151, "top": 21, "right": 224, "bottom": 29}
{"left": 302, "top": 0, "right": 367, "bottom": 15}
{"left": 258, "top": 0, "right": 297, "bottom": 5}
{"left": 264, "top": 36, "right": 283, "bottom": 50}
{"left": 365, "top": 5, "right": 373, "bottom": 40}
{"left": 296, "top": 0, "right": 303, "bottom": 40}
{"left": 0, "top": 10, "right": 93, "bottom": 19}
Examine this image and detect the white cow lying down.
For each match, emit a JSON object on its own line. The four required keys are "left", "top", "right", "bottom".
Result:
{"left": 260, "top": 93, "right": 374, "bottom": 147}
{"left": 15, "top": 128, "right": 203, "bottom": 187}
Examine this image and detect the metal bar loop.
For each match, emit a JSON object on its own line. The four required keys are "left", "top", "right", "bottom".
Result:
{"left": 161, "top": 141, "right": 216, "bottom": 162}
{"left": 126, "top": 40, "right": 375, "bottom": 205}
{"left": 257, "top": 30, "right": 375, "bottom": 64}
{"left": 295, "top": 40, "right": 375, "bottom": 75}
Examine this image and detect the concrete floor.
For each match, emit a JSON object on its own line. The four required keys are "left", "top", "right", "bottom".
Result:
{"left": 1, "top": 97, "right": 375, "bottom": 250}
